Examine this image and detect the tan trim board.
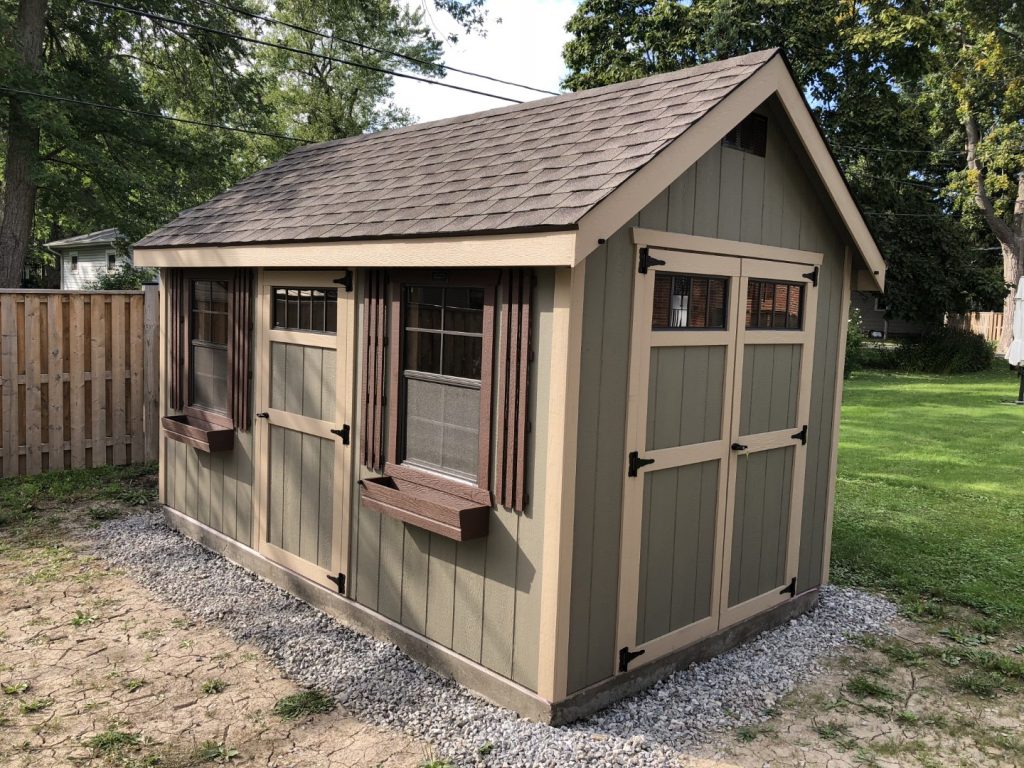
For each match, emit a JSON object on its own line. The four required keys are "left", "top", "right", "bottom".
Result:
{"left": 134, "top": 231, "right": 577, "bottom": 269}
{"left": 266, "top": 328, "right": 337, "bottom": 349}
{"left": 536, "top": 263, "right": 586, "bottom": 702}
{"left": 820, "top": 247, "right": 853, "bottom": 584}
{"left": 576, "top": 55, "right": 884, "bottom": 290}
{"left": 158, "top": 270, "right": 167, "bottom": 504}
{"left": 634, "top": 229, "right": 823, "bottom": 267}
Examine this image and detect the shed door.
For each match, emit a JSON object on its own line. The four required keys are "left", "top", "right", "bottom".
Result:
{"left": 253, "top": 271, "right": 356, "bottom": 593}
{"left": 615, "top": 246, "right": 818, "bottom": 671}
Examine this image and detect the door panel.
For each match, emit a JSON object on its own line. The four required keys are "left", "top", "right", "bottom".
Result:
{"left": 616, "top": 245, "right": 820, "bottom": 671}
{"left": 253, "top": 271, "right": 355, "bottom": 592}
{"left": 636, "top": 460, "right": 719, "bottom": 644}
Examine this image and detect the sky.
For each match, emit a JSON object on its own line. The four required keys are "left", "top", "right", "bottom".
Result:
{"left": 390, "top": 0, "right": 579, "bottom": 124}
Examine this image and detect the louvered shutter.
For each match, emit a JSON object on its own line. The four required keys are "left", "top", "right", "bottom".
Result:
{"left": 230, "top": 269, "right": 254, "bottom": 430}
{"left": 362, "top": 269, "right": 388, "bottom": 471}
{"left": 496, "top": 269, "right": 533, "bottom": 512}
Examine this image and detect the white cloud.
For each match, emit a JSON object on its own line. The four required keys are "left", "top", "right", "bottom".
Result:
{"left": 391, "top": 0, "right": 577, "bottom": 124}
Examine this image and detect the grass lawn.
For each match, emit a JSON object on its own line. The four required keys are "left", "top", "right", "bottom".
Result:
{"left": 832, "top": 363, "right": 1024, "bottom": 626}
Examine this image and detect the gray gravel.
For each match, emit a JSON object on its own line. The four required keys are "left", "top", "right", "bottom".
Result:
{"left": 95, "top": 512, "right": 896, "bottom": 767}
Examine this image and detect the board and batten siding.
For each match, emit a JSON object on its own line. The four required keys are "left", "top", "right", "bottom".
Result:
{"left": 350, "top": 269, "right": 553, "bottom": 693}
{"left": 60, "top": 245, "right": 126, "bottom": 291}
{"left": 567, "top": 99, "right": 852, "bottom": 694}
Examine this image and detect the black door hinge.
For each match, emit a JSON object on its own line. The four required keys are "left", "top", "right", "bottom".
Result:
{"left": 780, "top": 577, "right": 796, "bottom": 597}
{"left": 638, "top": 247, "right": 666, "bottom": 275}
{"left": 627, "top": 450, "right": 655, "bottom": 477}
{"left": 333, "top": 271, "right": 353, "bottom": 292}
{"left": 327, "top": 572, "right": 346, "bottom": 594}
{"left": 619, "top": 646, "right": 646, "bottom": 672}
{"left": 802, "top": 266, "right": 819, "bottom": 286}
{"left": 791, "top": 425, "right": 808, "bottom": 445}
{"left": 331, "top": 424, "right": 351, "bottom": 445}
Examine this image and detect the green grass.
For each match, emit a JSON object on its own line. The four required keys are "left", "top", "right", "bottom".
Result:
{"left": 84, "top": 729, "right": 140, "bottom": 753}
{"left": 832, "top": 365, "right": 1024, "bottom": 626}
{"left": 270, "top": 689, "right": 334, "bottom": 720}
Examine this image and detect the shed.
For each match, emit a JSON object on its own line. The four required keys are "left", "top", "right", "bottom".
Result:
{"left": 135, "top": 49, "right": 885, "bottom": 723}
{"left": 45, "top": 228, "right": 131, "bottom": 289}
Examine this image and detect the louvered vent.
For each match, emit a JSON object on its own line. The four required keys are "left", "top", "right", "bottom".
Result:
{"left": 722, "top": 114, "right": 768, "bottom": 157}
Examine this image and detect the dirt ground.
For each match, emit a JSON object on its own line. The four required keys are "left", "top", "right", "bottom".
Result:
{"left": 0, "top": 499, "right": 429, "bottom": 768}
{"left": 3, "top": 482, "right": 1023, "bottom": 768}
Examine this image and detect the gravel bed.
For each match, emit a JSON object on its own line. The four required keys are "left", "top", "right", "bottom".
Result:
{"left": 95, "top": 512, "right": 896, "bottom": 767}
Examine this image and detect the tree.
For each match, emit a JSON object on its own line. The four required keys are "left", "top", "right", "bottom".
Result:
{"left": 0, "top": 0, "right": 489, "bottom": 287}
{"left": 562, "top": 0, "right": 1009, "bottom": 329}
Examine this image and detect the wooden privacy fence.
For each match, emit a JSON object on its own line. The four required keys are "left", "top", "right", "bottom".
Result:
{"left": 0, "top": 286, "right": 159, "bottom": 478}
{"left": 946, "top": 311, "right": 1005, "bottom": 346}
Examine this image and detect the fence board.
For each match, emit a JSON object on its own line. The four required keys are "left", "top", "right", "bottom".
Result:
{"left": 0, "top": 289, "right": 159, "bottom": 479}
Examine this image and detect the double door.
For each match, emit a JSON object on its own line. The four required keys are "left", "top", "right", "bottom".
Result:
{"left": 616, "top": 245, "right": 819, "bottom": 669}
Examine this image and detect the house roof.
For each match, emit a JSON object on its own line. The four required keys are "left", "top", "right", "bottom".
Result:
{"left": 136, "top": 50, "right": 778, "bottom": 249}
{"left": 46, "top": 228, "right": 123, "bottom": 249}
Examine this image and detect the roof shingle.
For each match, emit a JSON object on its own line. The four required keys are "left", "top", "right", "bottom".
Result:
{"left": 136, "top": 50, "right": 777, "bottom": 249}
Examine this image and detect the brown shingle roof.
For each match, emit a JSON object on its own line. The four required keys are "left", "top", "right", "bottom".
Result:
{"left": 137, "top": 50, "right": 777, "bottom": 249}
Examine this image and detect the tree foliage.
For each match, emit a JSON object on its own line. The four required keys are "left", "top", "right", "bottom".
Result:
{"left": 0, "top": 0, "right": 488, "bottom": 285}
{"left": 563, "top": 0, "right": 1016, "bottom": 325}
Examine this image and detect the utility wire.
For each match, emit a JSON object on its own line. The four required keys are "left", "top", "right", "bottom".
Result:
{"left": 834, "top": 142, "right": 965, "bottom": 157}
{"left": 192, "top": 0, "right": 559, "bottom": 96}
{"left": 0, "top": 84, "right": 308, "bottom": 142}
{"left": 83, "top": 0, "right": 524, "bottom": 104}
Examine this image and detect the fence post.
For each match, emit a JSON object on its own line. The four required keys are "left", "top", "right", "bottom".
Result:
{"left": 143, "top": 284, "right": 160, "bottom": 462}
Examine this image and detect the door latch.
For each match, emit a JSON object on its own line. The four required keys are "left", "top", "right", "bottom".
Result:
{"left": 331, "top": 425, "right": 351, "bottom": 445}
{"left": 627, "top": 451, "right": 655, "bottom": 477}
{"left": 731, "top": 442, "right": 748, "bottom": 451}
{"left": 255, "top": 412, "right": 269, "bottom": 419}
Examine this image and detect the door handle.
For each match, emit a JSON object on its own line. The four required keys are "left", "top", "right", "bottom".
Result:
{"left": 731, "top": 442, "right": 748, "bottom": 451}
{"left": 255, "top": 412, "right": 269, "bottom": 419}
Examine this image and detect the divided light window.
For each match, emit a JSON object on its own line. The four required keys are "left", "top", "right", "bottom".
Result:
{"left": 272, "top": 287, "right": 338, "bottom": 333}
{"left": 746, "top": 279, "right": 804, "bottom": 330}
{"left": 652, "top": 273, "right": 728, "bottom": 330}
{"left": 190, "top": 279, "right": 230, "bottom": 413}
{"left": 401, "top": 285, "right": 485, "bottom": 481}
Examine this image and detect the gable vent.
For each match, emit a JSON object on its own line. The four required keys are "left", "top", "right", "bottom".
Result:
{"left": 723, "top": 114, "right": 768, "bottom": 157}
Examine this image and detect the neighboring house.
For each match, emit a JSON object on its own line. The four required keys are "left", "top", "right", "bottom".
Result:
{"left": 135, "top": 50, "right": 886, "bottom": 723}
{"left": 850, "top": 290, "right": 929, "bottom": 339}
{"left": 44, "top": 228, "right": 131, "bottom": 289}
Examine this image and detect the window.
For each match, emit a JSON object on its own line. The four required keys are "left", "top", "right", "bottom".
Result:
{"left": 385, "top": 270, "right": 497, "bottom": 499}
{"left": 652, "top": 273, "right": 728, "bottom": 330}
{"left": 272, "top": 287, "right": 338, "bottom": 333}
{"left": 189, "top": 279, "right": 230, "bottom": 414}
{"left": 70, "top": 254, "right": 78, "bottom": 272}
{"left": 107, "top": 252, "right": 116, "bottom": 270}
{"left": 745, "top": 279, "right": 804, "bottom": 330}
{"left": 723, "top": 114, "right": 768, "bottom": 157}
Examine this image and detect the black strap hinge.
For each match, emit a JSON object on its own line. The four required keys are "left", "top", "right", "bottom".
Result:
{"left": 791, "top": 425, "right": 808, "bottom": 445}
{"left": 619, "top": 646, "right": 646, "bottom": 672}
{"left": 327, "top": 572, "right": 346, "bottom": 594}
{"left": 627, "top": 450, "right": 655, "bottom": 477}
{"left": 638, "top": 247, "right": 666, "bottom": 275}
{"left": 333, "top": 271, "right": 353, "bottom": 292}
{"left": 780, "top": 577, "right": 796, "bottom": 597}
{"left": 802, "top": 266, "right": 819, "bottom": 286}
{"left": 331, "top": 425, "right": 351, "bottom": 445}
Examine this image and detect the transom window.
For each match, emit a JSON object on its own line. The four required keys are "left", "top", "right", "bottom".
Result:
{"left": 272, "top": 287, "right": 337, "bottom": 333}
{"left": 652, "top": 273, "right": 728, "bottom": 330}
{"left": 746, "top": 279, "right": 804, "bottom": 330}
{"left": 401, "top": 285, "right": 485, "bottom": 481}
{"left": 190, "top": 279, "right": 230, "bottom": 413}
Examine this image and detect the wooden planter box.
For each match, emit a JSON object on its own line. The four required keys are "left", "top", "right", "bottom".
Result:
{"left": 162, "top": 414, "right": 234, "bottom": 453}
{"left": 360, "top": 475, "right": 489, "bottom": 541}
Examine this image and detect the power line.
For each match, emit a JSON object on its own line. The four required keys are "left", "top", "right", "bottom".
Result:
{"left": 834, "top": 142, "right": 965, "bottom": 157}
{"left": 192, "top": 0, "right": 559, "bottom": 96}
{"left": 83, "top": 0, "right": 524, "bottom": 104}
{"left": 0, "top": 85, "right": 308, "bottom": 142}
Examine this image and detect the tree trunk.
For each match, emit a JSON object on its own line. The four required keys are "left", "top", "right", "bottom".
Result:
{"left": 0, "top": 0, "right": 48, "bottom": 289}
{"left": 998, "top": 241, "right": 1022, "bottom": 355}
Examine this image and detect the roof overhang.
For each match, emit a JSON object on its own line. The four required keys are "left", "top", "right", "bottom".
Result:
{"left": 573, "top": 54, "right": 885, "bottom": 290}
{"left": 134, "top": 230, "right": 578, "bottom": 269}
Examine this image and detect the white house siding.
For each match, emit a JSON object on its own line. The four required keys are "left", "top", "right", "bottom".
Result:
{"left": 60, "top": 245, "right": 125, "bottom": 290}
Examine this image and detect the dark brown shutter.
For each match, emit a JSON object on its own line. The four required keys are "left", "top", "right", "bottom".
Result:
{"left": 496, "top": 269, "right": 533, "bottom": 512}
{"left": 362, "top": 269, "right": 388, "bottom": 471}
{"left": 167, "top": 269, "right": 185, "bottom": 411}
{"left": 230, "top": 269, "right": 254, "bottom": 430}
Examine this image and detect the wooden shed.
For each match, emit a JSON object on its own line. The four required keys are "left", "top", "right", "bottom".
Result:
{"left": 134, "top": 49, "right": 885, "bottom": 723}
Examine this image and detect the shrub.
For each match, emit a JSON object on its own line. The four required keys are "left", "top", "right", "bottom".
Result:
{"left": 86, "top": 262, "right": 157, "bottom": 290}
{"left": 896, "top": 327, "right": 994, "bottom": 374}
{"left": 844, "top": 308, "right": 867, "bottom": 377}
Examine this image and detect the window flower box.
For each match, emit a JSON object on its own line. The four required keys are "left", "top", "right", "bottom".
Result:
{"left": 162, "top": 414, "right": 234, "bottom": 453}
{"left": 359, "top": 475, "right": 489, "bottom": 541}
